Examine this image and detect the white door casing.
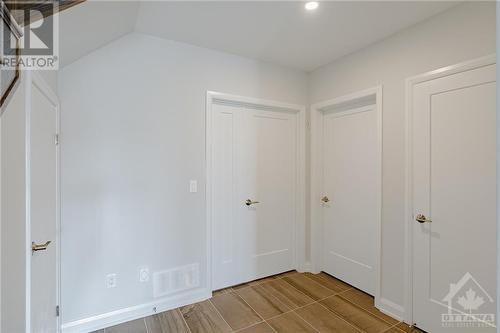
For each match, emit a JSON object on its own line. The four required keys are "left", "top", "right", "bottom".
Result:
{"left": 207, "top": 92, "right": 306, "bottom": 291}
{"left": 311, "top": 87, "right": 382, "bottom": 301}
{"left": 406, "top": 55, "right": 496, "bottom": 332}
{"left": 27, "top": 71, "right": 61, "bottom": 333}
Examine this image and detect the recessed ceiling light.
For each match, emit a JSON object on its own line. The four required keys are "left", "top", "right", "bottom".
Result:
{"left": 305, "top": 2, "right": 319, "bottom": 11}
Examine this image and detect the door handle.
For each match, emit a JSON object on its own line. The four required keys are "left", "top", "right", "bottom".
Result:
{"left": 32, "top": 240, "right": 51, "bottom": 254}
{"left": 415, "top": 214, "right": 432, "bottom": 223}
{"left": 321, "top": 196, "right": 330, "bottom": 203}
{"left": 245, "top": 199, "right": 260, "bottom": 206}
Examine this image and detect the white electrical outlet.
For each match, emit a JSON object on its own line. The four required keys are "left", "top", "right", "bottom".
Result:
{"left": 139, "top": 267, "right": 150, "bottom": 282}
{"left": 106, "top": 273, "right": 117, "bottom": 288}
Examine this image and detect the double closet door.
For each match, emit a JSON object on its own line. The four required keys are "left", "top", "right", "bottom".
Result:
{"left": 212, "top": 102, "right": 297, "bottom": 290}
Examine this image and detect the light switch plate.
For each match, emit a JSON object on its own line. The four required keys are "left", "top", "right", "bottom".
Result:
{"left": 189, "top": 180, "right": 197, "bottom": 193}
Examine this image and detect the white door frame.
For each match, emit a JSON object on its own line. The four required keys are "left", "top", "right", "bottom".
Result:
{"left": 25, "top": 71, "right": 61, "bottom": 332}
{"left": 206, "top": 91, "right": 306, "bottom": 292}
{"left": 310, "top": 86, "right": 383, "bottom": 302}
{"left": 404, "top": 54, "right": 496, "bottom": 325}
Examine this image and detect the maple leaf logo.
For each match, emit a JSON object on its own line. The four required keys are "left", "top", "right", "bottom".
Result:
{"left": 457, "top": 288, "right": 485, "bottom": 313}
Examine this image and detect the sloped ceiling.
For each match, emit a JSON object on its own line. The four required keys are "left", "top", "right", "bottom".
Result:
{"left": 59, "top": 0, "right": 139, "bottom": 67}
{"left": 59, "top": 1, "right": 459, "bottom": 71}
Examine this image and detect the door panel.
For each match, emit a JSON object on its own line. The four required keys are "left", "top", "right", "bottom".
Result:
{"left": 238, "top": 110, "right": 295, "bottom": 281}
{"left": 412, "top": 63, "right": 496, "bottom": 332}
{"left": 321, "top": 106, "right": 378, "bottom": 295}
{"left": 30, "top": 81, "right": 59, "bottom": 332}
{"left": 212, "top": 104, "right": 296, "bottom": 290}
{"left": 212, "top": 105, "right": 238, "bottom": 289}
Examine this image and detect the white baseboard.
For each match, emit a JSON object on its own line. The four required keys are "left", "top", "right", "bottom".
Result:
{"left": 377, "top": 297, "right": 405, "bottom": 322}
{"left": 61, "top": 288, "right": 211, "bottom": 333}
{"left": 297, "top": 261, "right": 312, "bottom": 273}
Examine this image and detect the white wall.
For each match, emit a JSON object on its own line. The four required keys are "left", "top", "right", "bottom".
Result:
{"left": 309, "top": 1, "right": 496, "bottom": 316}
{"left": 58, "top": 32, "right": 307, "bottom": 325}
{"left": 39, "top": 70, "right": 58, "bottom": 93}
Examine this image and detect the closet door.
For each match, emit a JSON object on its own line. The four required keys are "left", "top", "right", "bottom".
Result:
{"left": 30, "top": 74, "right": 60, "bottom": 333}
{"left": 411, "top": 61, "right": 496, "bottom": 332}
{"left": 237, "top": 108, "right": 296, "bottom": 283}
{"left": 321, "top": 105, "right": 378, "bottom": 295}
{"left": 212, "top": 103, "right": 297, "bottom": 290}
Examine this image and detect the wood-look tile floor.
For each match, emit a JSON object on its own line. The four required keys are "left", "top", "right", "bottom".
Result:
{"left": 93, "top": 272, "right": 425, "bottom": 333}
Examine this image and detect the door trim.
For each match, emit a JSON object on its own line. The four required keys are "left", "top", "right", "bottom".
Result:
{"left": 404, "top": 54, "right": 496, "bottom": 325}
{"left": 310, "top": 85, "right": 383, "bottom": 304}
{"left": 24, "top": 71, "right": 61, "bottom": 332}
{"left": 206, "top": 91, "right": 306, "bottom": 292}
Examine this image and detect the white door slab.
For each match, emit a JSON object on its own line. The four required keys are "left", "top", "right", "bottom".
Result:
{"left": 321, "top": 105, "right": 378, "bottom": 295}
{"left": 29, "top": 73, "right": 60, "bottom": 333}
{"left": 212, "top": 103, "right": 239, "bottom": 289}
{"left": 410, "top": 60, "right": 496, "bottom": 332}
{"left": 237, "top": 108, "right": 296, "bottom": 282}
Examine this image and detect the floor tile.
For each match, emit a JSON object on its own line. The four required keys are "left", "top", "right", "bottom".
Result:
{"left": 381, "top": 328, "right": 407, "bottom": 333}
{"left": 97, "top": 272, "right": 403, "bottom": 333}
{"left": 213, "top": 287, "right": 234, "bottom": 296}
{"left": 337, "top": 288, "right": 374, "bottom": 309}
{"left": 340, "top": 289, "right": 399, "bottom": 325}
{"left": 106, "top": 318, "right": 147, "bottom": 333}
{"left": 283, "top": 273, "right": 335, "bottom": 300}
{"left": 236, "top": 285, "right": 290, "bottom": 319}
{"left": 211, "top": 293, "right": 263, "bottom": 330}
{"left": 304, "top": 272, "right": 352, "bottom": 294}
{"left": 267, "top": 311, "right": 317, "bottom": 333}
{"left": 274, "top": 270, "right": 298, "bottom": 278}
{"left": 295, "top": 303, "right": 360, "bottom": 333}
{"left": 396, "top": 322, "right": 426, "bottom": 332}
{"left": 248, "top": 275, "right": 280, "bottom": 286}
{"left": 180, "top": 300, "right": 232, "bottom": 333}
{"left": 259, "top": 279, "right": 315, "bottom": 309}
{"left": 144, "top": 309, "right": 190, "bottom": 333}
{"left": 237, "top": 322, "right": 275, "bottom": 333}
{"left": 232, "top": 282, "right": 253, "bottom": 290}
{"left": 320, "top": 295, "right": 392, "bottom": 333}
{"left": 229, "top": 276, "right": 281, "bottom": 290}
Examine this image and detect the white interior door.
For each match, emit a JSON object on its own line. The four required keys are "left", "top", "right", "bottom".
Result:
{"left": 212, "top": 102, "right": 297, "bottom": 290}
{"left": 321, "top": 105, "right": 378, "bottom": 295}
{"left": 30, "top": 74, "right": 60, "bottom": 333}
{"left": 411, "top": 61, "right": 496, "bottom": 332}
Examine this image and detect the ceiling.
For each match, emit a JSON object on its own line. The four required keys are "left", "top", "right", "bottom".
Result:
{"left": 59, "top": 1, "right": 459, "bottom": 71}
{"left": 59, "top": 1, "right": 140, "bottom": 67}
